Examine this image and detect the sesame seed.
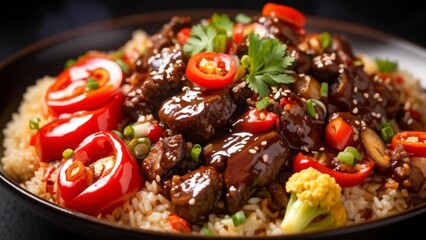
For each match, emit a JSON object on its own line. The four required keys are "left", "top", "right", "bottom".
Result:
{"left": 254, "top": 146, "right": 259, "bottom": 151}
{"left": 352, "top": 107, "right": 359, "bottom": 114}
{"left": 352, "top": 99, "right": 358, "bottom": 105}
{"left": 371, "top": 112, "right": 377, "bottom": 117}
{"left": 261, "top": 141, "right": 267, "bottom": 146}
{"left": 361, "top": 121, "right": 366, "bottom": 127}
{"left": 339, "top": 64, "right": 345, "bottom": 68}
{"left": 364, "top": 93, "right": 369, "bottom": 98}
{"left": 355, "top": 120, "right": 360, "bottom": 125}
{"left": 407, "top": 118, "right": 414, "bottom": 125}
{"left": 353, "top": 87, "right": 358, "bottom": 93}
{"left": 404, "top": 102, "right": 411, "bottom": 110}
{"left": 262, "top": 154, "right": 269, "bottom": 162}
{"left": 156, "top": 175, "right": 161, "bottom": 182}
{"left": 298, "top": 74, "right": 305, "bottom": 77}
{"left": 249, "top": 149, "right": 257, "bottom": 154}
{"left": 189, "top": 198, "right": 196, "bottom": 205}
{"left": 338, "top": 68, "right": 344, "bottom": 73}
{"left": 303, "top": 147, "right": 309, "bottom": 152}
{"left": 319, "top": 147, "right": 325, "bottom": 151}
{"left": 376, "top": 113, "right": 381, "bottom": 118}
{"left": 353, "top": 134, "right": 359, "bottom": 141}
{"left": 373, "top": 93, "right": 380, "bottom": 99}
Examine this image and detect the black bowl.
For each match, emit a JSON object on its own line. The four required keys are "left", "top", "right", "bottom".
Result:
{"left": 1, "top": 9, "right": 426, "bottom": 240}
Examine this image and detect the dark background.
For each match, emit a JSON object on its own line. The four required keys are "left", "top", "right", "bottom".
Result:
{"left": 1, "top": 0, "right": 426, "bottom": 239}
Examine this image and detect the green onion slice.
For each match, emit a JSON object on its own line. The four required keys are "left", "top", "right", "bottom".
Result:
{"left": 320, "top": 32, "right": 332, "bottom": 50}
{"left": 62, "top": 148, "right": 74, "bottom": 159}
{"left": 320, "top": 82, "right": 329, "bottom": 98}
{"left": 201, "top": 226, "right": 214, "bottom": 236}
{"left": 128, "top": 137, "right": 152, "bottom": 159}
{"left": 123, "top": 125, "right": 135, "bottom": 139}
{"left": 344, "top": 146, "right": 362, "bottom": 161}
{"left": 232, "top": 210, "right": 246, "bottom": 227}
{"left": 115, "top": 58, "right": 129, "bottom": 74}
{"left": 306, "top": 99, "right": 326, "bottom": 118}
{"left": 235, "top": 13, "right": 252, "bottom": 24}
{"left": 336, "top": 151, "right": 355, "bottom": 165}
{"left": 256, "top": 98, "right": 271, "bottom": 110}
{"left": 213, "top": 34, "right": 227, "bottom": 53}
{"left": 380, "top": 122, "right": 395, "bottom": 143}
{"left": 29, "top": 117, "right": 41, "bottom": 130}
{"left": 64, "top": 58, "right": 76, "bottom": 69}
{"left": 86, "top": 78, "right": 99, "bottom": 91}
{"left": 190, "top": 144, "right": 202, "bottom": 162}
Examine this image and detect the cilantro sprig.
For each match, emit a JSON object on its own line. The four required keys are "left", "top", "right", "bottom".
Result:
{"left": 375, "top": 58, "right": 398, "bottom": 73}
{"left": 241, "top": 33, "right": 295, "bottom": 98}
{"left": 183, "top": 25, "right": 217, "bottom": 56}
{"left": 209, "top": 13, "right": 234, "bottom": 37}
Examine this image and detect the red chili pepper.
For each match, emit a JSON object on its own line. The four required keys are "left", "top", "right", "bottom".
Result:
{"left": 392, "top": 131, "right": 426, "bottom": 157}
{"left": 235, "top": 108, "right": 278, "bottom": 134}
{"left": 169, "top": 214, "right": 192, "bottom": 233}
{"left": 177, "top": 27, "right": 192, "bottom": 44}
{"left": 261, "top": 2, "right": 306, "bottom": 29}
{"left": 46, "top": 56, "right": 123, "bottom": 115}
{"left": 325, "top": 117, "right": 354, "bottom": 151}
{"left": 185, "top": 52, "right": 237, "bottom": 89}
{"left": 147, "top": 124, "right": 164, "bottom": 143}
{"left": 293, "top": 153, "right": 374, "bottom": 188}
{"left": 56, "top": 131, "right": 143, "bottom": 216}
{"left": 35, "top": 94, "right": 124, "bottom": 163}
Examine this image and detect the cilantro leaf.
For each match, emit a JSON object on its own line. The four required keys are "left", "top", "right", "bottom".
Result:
{"left": 209, "top": 13, "right": 234, "bottom": 37}
{"left": 375, "top": 58, "right": 398, "bottom": 73}
{"left": 242, "top": 33, "right": 295, "bottom": 98}
{"left": 183, "top": 24, "right": 217, "bottom": 56}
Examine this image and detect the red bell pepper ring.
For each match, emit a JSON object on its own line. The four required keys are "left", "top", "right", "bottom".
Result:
{"left": 35, "top": 93, "right": 124, "bottom": 162}
{"left": 234, "top": 108, "right": 279, "bottom": 134}
{"left": 392, "top": 131, "right": 426, "bottom": 157}
{"left": 325, "top": 116, "right": 354, "bottom": 151}
{"left": 56, "top": 131, "right": 143, "bottom": 216}
{"left": 261, "top": 2, "right": 306, "bottom": 29}
{"left": 185, "top": 52, "right": 237, "bottom": 89}
{"left": 293, "top": 153, "right": 374, "bottom": 188}
{"left": 46, "top": 56, "right": 123, "bottom": 115}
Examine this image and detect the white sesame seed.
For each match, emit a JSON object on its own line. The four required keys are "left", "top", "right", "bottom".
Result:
{"left": 303, "top": 147, "right": 309, "bottom": 152}
{"left": 189, "top": 198, "right": 196, "bottom": 205}
{"left": 364, "top": 93, "right": 369, "bottom": 98}
{"left": 319, "top": 147, "right": 325, "bottom": 151}
{"left": 262, "top": 154, "right": 269, "bottom": 162}
{"left": 249, "top": 149, "right": 257, "bottom": 154}
{"left": 352, "top": 107, "right": 359, "bottom": 114}
{"left": 407, "top": 118, "right": 414, "bottom": 125}
{"left": 355, "top": 120, "right": 360, "bottom": 125}
{"left": 254, "top": 146, "right": 259, "bottom": 151}
{"left": 404, "top": 102, "right": 411, "bottom": 110}
{"left": 354, "top": 87, "right": 358, "bottom": 93}
{"left": 371, "top": 112, "right": 377, "bottom": 117}
{"left": 352, "top": 99, "right": 358, "bottom": 105}
{"left": 156, "top": 175, "right": 161, "bottom": 182}
{"left": 261, "top": 141, "right": 267, "bottom": 146}
{"left": 373, "top": 93, "right": 380, "bottom": 99}
{"left": 376, "top": 113, "right": 381, "bottom": 118}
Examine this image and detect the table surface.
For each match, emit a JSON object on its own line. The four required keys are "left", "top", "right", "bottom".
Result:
{"left": 1, "top": 1, "right": 426, "bottom": 239}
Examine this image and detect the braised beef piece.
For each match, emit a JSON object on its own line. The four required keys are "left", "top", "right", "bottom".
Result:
{"left": 329, "top": 66, "right": 387, "bottom": 130}
{"left": 124, "top": 48, "right": 187, "bottom": 120}
{"left": 141, "top": 134, "right": 198, "bottom": 181}
{"left": 219, "top": 131, "right": 289, "bottom": 212}
{"left": 332, "top": 34, "right": 356, "bottom": 64}
{"left": 229, "top": 82, "right": 252, "bottom": 114}
{"left": 310, "top": 52, "right": 342, "bottom": 82}
{"left": 268, "top": 182, "right": 290, "bottom": 209}
{"left": 170, "top": 166, "right": 224, "bottom": 223}
{"left": 159, "top": 87, "right": 236, "bottom": 143}
{"left": 387, "top": 144, "right": 426, "bottom": 193}
{"left": 287, "top": 46, "right": 311, "bottom": 74}
{"left": 278, "top": 97, "right": 322, "bottom": 151}
{"left": 137, "top": 16, "right": 192, "bottom": 72}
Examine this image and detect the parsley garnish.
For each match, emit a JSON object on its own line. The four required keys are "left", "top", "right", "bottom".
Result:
{"left": 183, "top": 24, "right": 217, "bottom": 56}
{"left": 241, "top": 33, "right": 295, "bottom": 98}
{"left": 209, "top": 13, "right": 234, "bottom": 37}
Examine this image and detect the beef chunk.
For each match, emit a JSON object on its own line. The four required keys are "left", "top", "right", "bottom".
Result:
{"left": 123, "top": 84, "right": 156, "bottom": 119}
{"left": 332, "top": 34, "right": 356, "bottom": 64}
{"left": 170, "top": 166, "right": 223, "bottom": 223}
{"left": 310, "top": 52, "right": 341, "bottom": 82}
{"left": 141, "top": 134, "right": 197, "bottom": 181}
{"left": 222, "top": 131, "right": 290, "bottom": 212}
{"left": 287, "top": 46, "right": 311, "bottom": 74}
{"left": 159, "top": 87, "right": 236, "bottom": 143}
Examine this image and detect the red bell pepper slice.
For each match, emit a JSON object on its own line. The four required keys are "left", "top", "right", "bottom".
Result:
{"left": 56, "top": 131, "right": 143, "bottom": 216}
{"left": 235, "top": 108, "right": 278, "bottom": 134}
{"left": 392, "top": 131, "right": 426, "bottom": 157}
{"left": 325, "top": 116, "right": 354, "bottom": 151}
{"left": 261, "top": 2, "right": 306, "bottom": 29}
{"left": 185, "top": 52, "right": 237, "bottom": 89}
{"left": 169, "top": 214, "right": 192, "bottom": 233}
{"left": 35, "top": 93, "right": 124, "bottom": 163}
{"left": 46, "top": 56, "right": 123, "bottom": 115}
{"left": 147, "top": 124, "right": 165, "bottom": 143}
{"left": 293, "top": 153, "right": 374, "bottom": 188}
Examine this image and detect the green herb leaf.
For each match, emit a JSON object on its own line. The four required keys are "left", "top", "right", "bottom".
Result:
{"left": 375, "top": 58, "right": 398, "bottom": 73}
{"left": 319, "top": 32, "right": 332, "bottom": 50}
{"left": 209, "top": 13, "right": 234, "bottom": 37}
{"left": 256, "top": 98, "right": 271, "bottom": 110}
{"left": 235, "top": 13, "right": 252, "bottom": 24}
{"left": 183, "top": 25, "right": 217, "bottom": 56}
{"left": 242, "top": 33, "right": 295, "bottom": 98}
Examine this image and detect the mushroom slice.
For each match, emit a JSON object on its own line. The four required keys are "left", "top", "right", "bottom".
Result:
{"left": 361, "top": 127, "right": 390, "bottom": 168}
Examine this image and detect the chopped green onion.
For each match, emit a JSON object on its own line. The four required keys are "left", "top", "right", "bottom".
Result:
{"left": 190, "top": 144, "right": 202, "bottom": 162}
{"left": 235, "top": 13, "right": 252, "bottom": 24}
{"left": 232, "top": 210, "right": 246, "bottom": 227}
{"left": 111, "top": 50, "right": 124, "bottom": 59}
{"left": 213, "top": 34, "right": 227, "bottom": 53}
{"left": 29, "top": 117, "right": 41, "bottom": 130}
{"left": 86, "top": 78, "right": 99, "bottom": 91}
{"left": 128, "top": 137, "right": 151, "bottom": 159}
{"left": 112, "top": 130, "right": 123, "bottom": 139}
{"left": 306, "top": 99, "right": 327, "bottom": 118}
{"left": 255, "top": 98, "right": 271, "bottom": 110}
{"left": 320, "top": 82, "right": 329, "bottom": 97}
{"left": 62, "top": 148, "right": 74, "bottom": 159}
{"left": 319, "top": 32, "right": 332, "bottom": 50}
{"left": 344, "top": 146, "right": 362, "bottom": 161}
{"left": 115, "top": 59, "right": 129, "bottom": 74}
{"left": 64, "top": 58, "right": 76, "bottom": 69}
{"left": 375, "top": 58, "right": 398, "bottom": 73}
{"left": 240, "top": 55, "right": 250, "bottom": 69}
{"left": 336, "top": 151, "right": 355, "bottom": 165}
{"left": 201, "top": 226, "right": 214, "bottom": 236}
{"left": 380, "top": 122, "right": 395, "bottom": 143}
{"left": 123, "top": 125, "right": 135, "bottom": 139}
{"left": 353, "top": 60, "right": 364, "bottom": 66}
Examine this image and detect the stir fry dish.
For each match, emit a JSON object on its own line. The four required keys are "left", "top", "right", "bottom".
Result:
{"left": 2, "top": 2, "right": 426, "bottom": 236}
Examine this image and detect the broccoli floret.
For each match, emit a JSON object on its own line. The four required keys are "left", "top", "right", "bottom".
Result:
{"left": 280, "top": 167, "right": 347, "bottom": 233}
